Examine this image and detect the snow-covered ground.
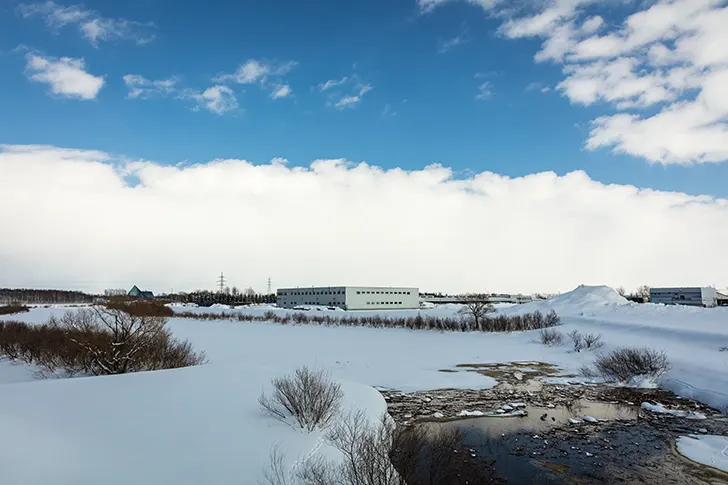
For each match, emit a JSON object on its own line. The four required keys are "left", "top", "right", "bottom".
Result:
{"left": 1, "top": 285, "right": 728, "bottom": 484}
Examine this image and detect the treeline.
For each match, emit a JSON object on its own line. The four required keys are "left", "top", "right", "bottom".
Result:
{"left": 185, "top": 290, "right": 276, "bottom": 306}
{"left": 175, "top": 309, "right": 561, "bottom": 333}
{"left": 0, "top": 288, "right": 95, "bottom": 305}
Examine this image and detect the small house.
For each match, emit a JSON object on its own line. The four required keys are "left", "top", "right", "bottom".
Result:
{"left": 128, "top": 285, "right": 154, "bottom": 299}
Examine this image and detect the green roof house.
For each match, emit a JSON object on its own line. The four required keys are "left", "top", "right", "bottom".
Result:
{"left": 128, "top": 285, "right": 154, "bottom": 299}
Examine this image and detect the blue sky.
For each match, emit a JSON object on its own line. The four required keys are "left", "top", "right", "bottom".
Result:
{"left": 2, "top": 0, "right": 727, "bottom": 198}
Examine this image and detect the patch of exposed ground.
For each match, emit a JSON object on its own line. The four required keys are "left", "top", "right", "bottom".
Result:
{"left": 381, "top": 362, "right": 728, "bottom": 484}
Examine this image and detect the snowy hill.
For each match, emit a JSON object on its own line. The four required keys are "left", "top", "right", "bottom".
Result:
{"left": 499, "top": 285, "right": 629, "bottom": 317}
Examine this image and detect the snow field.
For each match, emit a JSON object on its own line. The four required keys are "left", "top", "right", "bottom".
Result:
{"left": 1, "top": 285, "right": 728, "bottom": 484}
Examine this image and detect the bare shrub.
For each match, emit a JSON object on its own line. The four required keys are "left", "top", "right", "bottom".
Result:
{"left": 568, "top": 331, "right": 603, "bottom": 351}
{"left": 593, "top": 347, "right": 670, "bottom": 382}
{"left": 538, "top": 328, "right": 564, "bottom": 346}
{"left": 0, "top": 308, "right": 205, "bottom": 377}
{"left": 720, "top": 347, "right": 727, "bottom": 352}
{"left": 568, "top": 330, "right": 584, "bottom": 352}
{"left": 0, "top": 305, "right": 30, "bottom": 316}
{"left": 259, "top": 366, "right": 343, "bottom": 432}
{"left": 582, "top": 333, "right": 604, "bottom": 350}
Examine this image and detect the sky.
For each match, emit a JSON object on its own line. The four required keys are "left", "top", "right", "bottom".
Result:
{"left": 0, "top": 0, "right": 727, "bottom": 294}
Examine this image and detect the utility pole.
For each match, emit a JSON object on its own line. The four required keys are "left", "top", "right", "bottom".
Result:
{"left": 267, "top": 277, "right": 272, "bottom": 296}
{"left": 217, "top": 272, "right": 226, "bottom": 293}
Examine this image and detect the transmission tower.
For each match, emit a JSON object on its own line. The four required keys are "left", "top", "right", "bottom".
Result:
{"left": 267, "top": 277, "right": 272, "bottom": 295}
{"left": 217, "top": 272, "right": 226, "bottom": 293}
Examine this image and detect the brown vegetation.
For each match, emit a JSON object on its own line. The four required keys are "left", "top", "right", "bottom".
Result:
{"left": 0, "top": 307, "right": 205, "bottom": 378}
{"left": 178, "top": 309, "right": 561, "bottom": 334}
{"left": 0, "top": 305, "right": 30, "bottom": 316}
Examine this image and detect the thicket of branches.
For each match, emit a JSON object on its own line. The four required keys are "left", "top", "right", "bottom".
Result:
{"left": 262, "top": 412, "right": 497, "bottom": 485}
{"left": 177, "top": 309, "right": 561, "bottom": 334}
{"left": 0, "top": 288, "right": 94, "bottom": 305}
{"left": 0, "top": 307, "right": 206, "bottom": 377}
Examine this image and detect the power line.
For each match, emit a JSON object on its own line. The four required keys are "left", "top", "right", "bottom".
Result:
{"left": 217, "top": 272, "right": 226, "bottom": 293}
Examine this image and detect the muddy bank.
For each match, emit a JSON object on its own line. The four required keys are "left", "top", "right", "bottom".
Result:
{"left": 381, "top": 362, "right": 728, "bottom": 484}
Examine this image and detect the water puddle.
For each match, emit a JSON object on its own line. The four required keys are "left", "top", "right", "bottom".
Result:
{"left": 435, "top": 400, "right": 636, "bottom": 438}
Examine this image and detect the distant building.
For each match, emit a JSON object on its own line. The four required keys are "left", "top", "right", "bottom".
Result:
{"left": 128, "top": 285, "right": 154, "bottom": 299}
{"left": 277, "top": 286, "right": 419, "bottom": 310}
{"left": 718, "top": 291, "right": 728, "bottom": 307}
{"left": 649, "top": 287, "right": 717, "bottom": 308}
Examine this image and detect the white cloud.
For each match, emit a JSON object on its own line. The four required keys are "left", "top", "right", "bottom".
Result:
{"left": 332, "top": 83, "right": 373, "bottom": 110}
{"left": 215, "top": 59, "right": 297, "bottom": 85}
{"left": 17, "top": 1, "right": 154, "bottom": 46}
{"left": 123, "top": 75, "right": 179, "bottom": 99}
{"left": 382, "top": 103, "right": 397, "bottom": 117}
{"left": 418, "top": 0, "right": 501, "bottom": 13}
{"left": 526, "top": 81, "right": 551, "bottom": 93}
{"left": 428, "top": 0, "right": 728, "bottom": 165}
{"left": 319, "top": 76, "right": 374, "bottom": 110}
{"left": 25, "top": 54, "right": 104, "bottom": 100}
{"left": 270, "top": 84, "right": 292, "bottom": 99}
{"left": 1, "top": 144, "right": 726, "bottom": 293}
{"left": 438, "top": 29, "right": 470, "bottom": 53}
{"left": 318, "top": 77, "right": 348, "bottom": 91}
{"left": 188, "top": 86, "right": 238, "bottom": 115}
{"left": 123, "top": 74, "right": 238, "bottom": 115}
{"left": 476, "top": 81, "right": 493, "bottom": 100}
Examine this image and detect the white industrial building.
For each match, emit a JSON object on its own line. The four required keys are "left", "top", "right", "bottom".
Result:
{"left": 649, "top": 287, "right": 718, "bottom": 307}
{"left": 277, "top": 286, "right": 419, "bottom": 310}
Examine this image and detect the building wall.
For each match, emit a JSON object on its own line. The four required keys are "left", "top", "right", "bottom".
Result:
{"left": 276, "top": 286, "right": 419, "bottom": 310}
{"left": 277, "top": 287, "right": 347, "bottom": 308}
{"left": 649, "top": 287, "right": 717, "bottom": 307}
{"left": 344, "top": 287, "right": 419, "bottom": 310}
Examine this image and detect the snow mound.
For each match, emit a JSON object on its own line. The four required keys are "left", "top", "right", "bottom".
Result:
{"left": 499, "top": 285, "right": 629, "bottom": 317}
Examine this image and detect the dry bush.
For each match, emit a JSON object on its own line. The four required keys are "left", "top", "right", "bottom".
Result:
{"left": 0, "top": 305, "right": 30, "bottom": 316}
{"left": 259, "top": 366, "right": 343, "bottom": 432}
{"left": 538, "top": 328, "right": 564, "bottom": 346}
{"left": 720, "top": 347, "right": 727, "bottom": 352}
{"left": 592, "top": 347, "right": 670, "bottom": 382}
{"left": 0, "top": 308, "right": 205, "bottom": 377}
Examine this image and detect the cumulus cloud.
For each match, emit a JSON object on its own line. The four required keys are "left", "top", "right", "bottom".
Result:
{"left": 1, "top": 144, "right": 726, "bottom": 294}
{"left": 425, "top": 0, "right": 728, "bottom": 165}
{"left": 188, "top": 85, "right": 238, "bottom": 115}
{"left": 25, "top": 54, "right": 104, "bottom": 100}
{"left": 17, "top": 1, "right": 154, "bottom": 46}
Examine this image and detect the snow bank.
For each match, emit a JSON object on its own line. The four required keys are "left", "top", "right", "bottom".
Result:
{"left": 677, "top": 435, "right": 728, "bottom": 472}
{"left": 0, "top": 363, "right": 385, "bottom": 485}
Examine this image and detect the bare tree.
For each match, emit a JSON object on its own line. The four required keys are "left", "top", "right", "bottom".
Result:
{"left": 104, "top": 288, "right": 127, "bottom": 297}
{"left": 259, "top": 366, "right": 344, "bottom": 432}
{"left": 636, "top": 285, "right": 650, "bottom": 301}
{"left": 616, "top": 286, "right": 626, "bottom": 297}
{"left": 457, "top": 294, "right": 495, "bottom": 331}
